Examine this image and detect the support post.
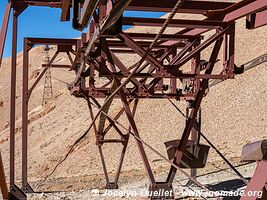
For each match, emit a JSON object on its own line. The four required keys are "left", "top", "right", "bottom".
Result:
{"left": 167, "top": 33, "right": 224, "bottom": 185}
{"left": 0, "top": 2, "right": 11, "bottom": 67}
{"left": 189, "top": 39, "right": 201, "bottom": 183}
{"left": 22, "top": 39, "right": 34, "bottom": 193}
{"left": 9, "top": 8, "right": 27, "bottom": 200}
{"left": 223, "top": 24, "right": 235, "bottom": 77}
{"left": 10, "top": 8, "right": 18, "bottom": 190}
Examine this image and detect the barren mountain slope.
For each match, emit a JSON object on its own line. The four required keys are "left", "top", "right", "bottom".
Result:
{"left": 0, "top": 16, "right": 266, "bottom": 192}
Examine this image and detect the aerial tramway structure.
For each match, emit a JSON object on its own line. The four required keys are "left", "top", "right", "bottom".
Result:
{"left": 0, "top": 0, "right": 267, "bottom": 199}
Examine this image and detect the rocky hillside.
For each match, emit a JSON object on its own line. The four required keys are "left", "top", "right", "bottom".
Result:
{"left": 0, "top": 15, "right": 266, "bottom": 192}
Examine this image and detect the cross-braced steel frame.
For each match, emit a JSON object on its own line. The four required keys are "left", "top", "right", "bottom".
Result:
{"left": 1, "top": 0, "right": 267, "bottom": 199}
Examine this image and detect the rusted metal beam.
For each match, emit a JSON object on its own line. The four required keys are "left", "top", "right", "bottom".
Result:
{"left": 102, "top": 72, "right": 226, "bottom": 79}
{"left": 26, "top": 37, "right": 78, "bottom": 45}
{"left": 0, "top": 2, "right": 11, "bottom": 67}
{"left": 109, "top": 51, "right": 146, "bottom": 89}
{"left": 42, "top": 64, "right": 72, "bottom": 68}
{"left": 223, "top": 0, "right": 267, "bottom": 22}
{"left": 121, "top": 33, "right": 202, "bottom": 41}
{"left": 98, "top": 40, "right": 186, "bottom": 48}
{"left": 8, "top": 6, "right": 28, "bottom": 200}
{"left": 12, "top": 0, "right": 62, "bottom": 7}
{"left": 118, "top": 32, "right": 166, "bottom": 70}
{"left": 100, "top": 0, "right": 133, "bottom": 34}
{"left": 0, "top": 151, "right": 8, "bottom": 200}
{"left": 10, "top": 9, "right": 18, "bottom": 189}
{"left": 246, "top": 9, "right": 267, "bottom": 29}
{"left": 78, "top": 88, "right": 195, "bottom": 100}
{"left": 210, "top": 53, "right": 267, "bottom": 87}
{"left": 109, "top": 49, "right": 161, "bottom": 54}
{"left": 175, "top": 26, "right": 230, "bottom": 68}
{"left": 117, "top": 82, "right": 156, "bottom": 184}
{"left": 127, "top": 0, "right": 234, "bottom": 13}
{"left": 163, "top": 0, "right": 267, "bottom": 44}
{"left": 21, "top": 38, "right": 34, "bottom": 193}
{"left": 60, "top": 0, "right": 71, "bottom": 21}
{"left": 123, "top": 17, "right": 230, "bottom": 29}
{"left": 167, "top": 36, "right": 224, "bottom": 184}
{"left": 78, "top": 0, "right": 98, "bottom": 29}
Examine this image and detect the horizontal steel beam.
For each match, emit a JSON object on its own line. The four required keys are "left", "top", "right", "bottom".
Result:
{"left": 71, "top": 87, "right": 195, "bottom": 100}
{"left": 100, "top": 72, "right": 227, "bottom": 79}
{"left": 110, "top": 49, "right": 162, "bottom": 54}
{"left": 42, "top": 64, "right": 71, "bottom": 68}
{"left": 223, "top": 0, "right": 267, "bottom": 22}
{"left": 246, "top": 9, "right": 267, "bottom": 29}
{"left": 164, "top": 0, "right": 267, "bottom": 40}
{"left": 13, "top": 0, "right": 61, "bottom": 2}
{"left": 96, "top": 40, "right": 186, "bottom": 48}
{"left": 25, "top": 37, "right": 78, "bottom": 45}
{"left": 12, "top": 0, "right": 61, "bottom": 7}
{"left": 113, "top": 33, "right": 202, "bottom": 41}
{"left": 127, "top": 0, "right": 234, "bottom": 13}
{"left": 123, "top": 17, "right": 230, "bottom": 29}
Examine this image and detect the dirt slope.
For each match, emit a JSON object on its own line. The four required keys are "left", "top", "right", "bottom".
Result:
{"left": 0, "top": 16, "right": 266, "bottom": 192}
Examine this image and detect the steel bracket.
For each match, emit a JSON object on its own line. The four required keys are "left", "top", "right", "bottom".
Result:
{"left": 22, "top": 183, "right": 34, "bottom": 194}
{"left": 9, "top": 185, "right": 27, "bottom": 200}
{"left": 105, "top": 182, "right": 119, "bottom": 189}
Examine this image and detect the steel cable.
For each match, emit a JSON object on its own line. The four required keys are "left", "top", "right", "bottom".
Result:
{"left": 85, "top": 97, "right": 222, "bottom": 200}
{"left": 167, "top": 98, "right": 248, "bottom": 184}
{"left": 70, "top": 0, "right": 186, "bottom": 159}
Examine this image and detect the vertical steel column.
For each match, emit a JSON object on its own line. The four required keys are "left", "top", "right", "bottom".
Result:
{"left": 0, "top": 2, "right": 11, "bottom": 67}
{"left": 22, "top": 39, "right": 34, "bottom": 193}
{"left": 80, "top": 52, "right": 86, "bottom": 90}
{"left": 167, "top": 89, "right": 205, "bottom": 184}
{"left": 22, "top": 40, "right": 29, "bottom": 191}
{"left": 223, "top": 28, "right": 228, "bottom": 74}
{"left": 228, "top": 24, "right": 235, "bottom": 78}
{"left": 169, "top": 48, "right": 177, "bottom": 94}
{"left": 223, "top": 24, "right": 235, "bottom": 78}
{"left": 10, "top": 9, "right": 18, "bottom": 189}
{"left": 189, "top": 39, "right": 201, "bottom": 181}
{"left": 177, "top": 36, "right": 224, "bottom": 165}
{"left": 9, "top": 6, "right": 27, "bottom": 200}
{"left": 167, "top": 34, "right": 224, "bottom": 184}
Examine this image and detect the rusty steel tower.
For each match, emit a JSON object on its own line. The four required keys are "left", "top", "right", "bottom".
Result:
{"left": 0, "top": 0, "right": 267, "bottom": 199}
{"left": 42, "top": 45, "right": 53, "bottom": 106}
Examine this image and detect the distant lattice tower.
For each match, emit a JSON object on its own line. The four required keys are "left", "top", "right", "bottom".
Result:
{"left": 42, "top": 45, "right": 53, "bottom": 106}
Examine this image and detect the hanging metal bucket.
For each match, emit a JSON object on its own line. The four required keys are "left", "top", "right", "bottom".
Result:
{"left": 241, "top": 140, "right": 267, "bottom": 161}
{"left": 164, "top": 140, "right": 210, "bottom": 168}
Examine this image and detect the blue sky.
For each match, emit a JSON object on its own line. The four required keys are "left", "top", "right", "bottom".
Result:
{"left": 0, "top": 1, "right": 164, "bottom": 58}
